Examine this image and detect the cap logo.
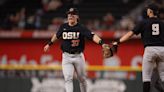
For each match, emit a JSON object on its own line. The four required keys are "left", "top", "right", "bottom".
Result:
{"left": 69, "top": 8, "right": 74, "bottom": 12}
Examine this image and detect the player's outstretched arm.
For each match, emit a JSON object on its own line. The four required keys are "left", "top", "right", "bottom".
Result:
{"left": 110, "top": 31, "right": 134, "bottom": 55}
{"left": 113, "top": 31, "right": 134, "bottom": 45}
{"left": 92, "top": 34, "right": 107, "bottom": 46}
{"left": 44, "top": 34, "right": 58, "bottom": 52}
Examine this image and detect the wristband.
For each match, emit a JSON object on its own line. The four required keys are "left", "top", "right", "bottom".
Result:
{"left": 99, "top": 40, "right": 104, "bottom": 45}
{"left": 116, "top": 39, "right": 120, "bottom": 44}
{"left": 48, "top": 41, "right": 53, "bottom": 46}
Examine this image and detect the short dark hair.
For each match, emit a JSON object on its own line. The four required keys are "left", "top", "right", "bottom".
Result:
{"left": 146, "top": 3, "right": 159, "bottom": 15}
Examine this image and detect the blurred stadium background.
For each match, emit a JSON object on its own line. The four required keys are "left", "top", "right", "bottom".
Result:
{"left": 0, "top": 0, "right": 164, "bottom": 92}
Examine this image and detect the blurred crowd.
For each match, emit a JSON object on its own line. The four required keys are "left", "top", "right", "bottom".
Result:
{"left": 116, "top": 0, "right": 164, "bottom": 31}
{"left": 0, "top": 0, "right": 163, "bottom": 31}
{"left": 0, "top": 0, "right": 65, "bottom": 31}
{"left": 0, "top": 0, "right": 116, "bottom": 31}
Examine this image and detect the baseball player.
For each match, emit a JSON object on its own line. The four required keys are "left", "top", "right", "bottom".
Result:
{"left": 111, "top": 4, "right": 164, "bottom": 92}
{"left": 44, "top": 8, "right": 109, "bottom": 92}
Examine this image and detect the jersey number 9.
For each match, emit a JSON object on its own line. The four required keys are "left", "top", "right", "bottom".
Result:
{"left": 152, "top": 24, "right": 160, "bottom": 35}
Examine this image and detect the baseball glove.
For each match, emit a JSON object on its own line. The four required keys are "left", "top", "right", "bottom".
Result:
{"left": 102, "top": 44, "right": 111, "bottom": 58}
{"left": 102, "top": 44, "right": 118, "bottom": 58}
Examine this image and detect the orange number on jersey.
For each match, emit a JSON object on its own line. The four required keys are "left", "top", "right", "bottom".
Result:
{"left": 71, "top": 40, "right": 80, "bottom": 47}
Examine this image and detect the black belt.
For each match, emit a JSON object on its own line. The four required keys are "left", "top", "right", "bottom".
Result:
{"left": 65, "top": 51, "right": 81, "bottom": 54}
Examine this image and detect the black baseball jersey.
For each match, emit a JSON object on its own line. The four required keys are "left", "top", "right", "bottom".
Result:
{"left": 56, "top": 23, "right": 94, "bottom": 53}
{"left": 132, "top": 17, "right": 164, "bottom": 47}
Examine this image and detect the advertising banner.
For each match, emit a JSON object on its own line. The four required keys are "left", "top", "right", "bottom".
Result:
{"left": 0, "top": 39, "right": 144, "bottom": 67}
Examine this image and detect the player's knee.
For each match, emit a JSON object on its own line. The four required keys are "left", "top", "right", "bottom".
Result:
{"left": 143, "top": 78, "right": 151, "bottom": 82}
{"left": 78, "top": 77, "right": 86, "bottom": 83}
{"left": 65, "top": 75, "right": 73, "bottom": 82}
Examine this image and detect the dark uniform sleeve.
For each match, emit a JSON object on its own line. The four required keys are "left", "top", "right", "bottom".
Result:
{"left": 81, "top": 26, "right": 94, "bottom": 40}
{"left": 132, "top": 21, "right": 144, "bottom": 35}
{"left": 56, "top": 25, "right": 63, "bottom": 39}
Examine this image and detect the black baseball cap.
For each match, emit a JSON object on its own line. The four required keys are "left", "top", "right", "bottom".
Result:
{"left": 66, "top": 8, "right": 79, "bottom": 15}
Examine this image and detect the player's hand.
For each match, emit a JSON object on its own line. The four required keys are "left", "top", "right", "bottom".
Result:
{"left": 112, "top": 39, "right": 120, "bottom": 46}
{"left": 111, "top": 43, "right": 118, "bottom": 53}
{"left": 113, "top": 41, "right": 118, "bottom": 45}
{"left": 102, "top": 44, "right": 110, "bottom": 50}
{"left": 44, "top": 44, "right": 50, "bottom": 52}
{"left": 111, "top": 40, "right": 119, "bottom": 54}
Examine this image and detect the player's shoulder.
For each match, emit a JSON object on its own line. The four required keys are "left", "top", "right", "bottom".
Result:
{"left": 140, "top": 18, "right": 148, "bottom": 24}
{"left": 60, "top": 23, "right": 68, "bottom": 27}
{"left": 135, "top": 19, "right": 146, "bottom": 27}
{"left": 146, "top": 17, "right": 161, "bottom": 22}
{"left": 76, "top": 23, "right": 84, "bottom": 28}
{"left": 78, "top": 23, "right": 88, "bottom": 30}
{"left": 139, "top": 18, "right": 159, "bottom": 25}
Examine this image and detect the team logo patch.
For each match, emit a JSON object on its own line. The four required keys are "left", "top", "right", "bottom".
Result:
{"left": 62, "top": 32, "right": 80, "bottom": 39}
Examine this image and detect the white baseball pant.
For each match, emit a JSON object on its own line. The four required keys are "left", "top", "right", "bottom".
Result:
{"left": 62, "top": 52, "right": 87, "bottom": 92}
